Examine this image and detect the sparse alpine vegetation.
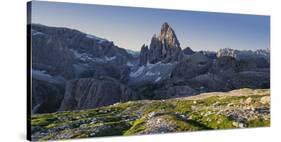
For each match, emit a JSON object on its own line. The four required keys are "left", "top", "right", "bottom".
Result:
{"left": 31, "top": 88, "right": 270, "bottom": 141}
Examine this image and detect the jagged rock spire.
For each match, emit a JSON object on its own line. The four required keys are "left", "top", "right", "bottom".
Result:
{"left": 139, "top": 44, "right": 149, "bottom": 66}
{"left": 139, "top": 22, "right": 182, "bottom": 65}
{"left": 159, "top": 22, "right": 180, "bottom": 49}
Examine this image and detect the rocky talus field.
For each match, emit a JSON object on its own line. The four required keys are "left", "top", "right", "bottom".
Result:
{"left": 31, "top": 88, "right": 270, "bottom": 140}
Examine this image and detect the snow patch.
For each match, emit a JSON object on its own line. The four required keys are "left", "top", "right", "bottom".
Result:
{"left": 86, "top": 34, "right": 107, "bottom": 43}
{"left": 126, "top": 62, "right": 134, "bottom": 67}
{"left": 129, "top": 62, "right": 176, "bottom": 78}
{"left": 71, "top": 49, "right": 118, "bottom": 63}
{"left": 32, "top": 69, "right": 52, "bottom": 78}
{"left": 145, "top": 71, "right": 160, "bottom": 76}
{"left": 86, "top": 34, "right": 103, "bottom": 40}
{"left": 32, "top": 29, "right": 46, "bottom": 36}
{"left": 105, "top": 56, "right": 116, "bottom": 61}
{"left": 130, "top": 66, "right": 145, "bottom": 77}
{"left": 146, "top": 62, "right": 161, "bottom": 69}
{"left": 70, "top": 49, "right": 94, "bottom": 62}
{"left": 92, "top": 58, "right": 106, "bottom": 62}
{"left": 155, "top": 77, "right": 162, "bottom": 82}
{"left": 32, "top": 69, "right": 65, "bottom": 84}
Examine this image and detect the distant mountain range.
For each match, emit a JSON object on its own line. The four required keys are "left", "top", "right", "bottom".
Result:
{"left": 30, "top": 23, "right": 270, "bottom": 114}
{"left": 217, "top": 48, "right": 269, "bottom": 62}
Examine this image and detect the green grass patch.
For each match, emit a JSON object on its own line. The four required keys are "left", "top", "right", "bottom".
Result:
{"left": 124, "top": 118, "right": 146, "bottom": 135}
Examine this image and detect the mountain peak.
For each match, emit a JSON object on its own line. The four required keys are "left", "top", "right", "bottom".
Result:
{"left": 158, "top": 22, "right": 180, "bottom": 49}
{"left": 139, "top": 22, "right": 182, "bottom": 65}
{"left": 160, "top": 22, "right": 170, "bottom": 32}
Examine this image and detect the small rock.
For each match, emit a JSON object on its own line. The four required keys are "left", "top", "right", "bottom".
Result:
{"left": 80, "top": 124, "right": 88, "bottom": 128}
{"left": 213, "top": 102, "right": 220, "bottom": 106}
{"left": 191, "top": 105, "right": 196, "bottom": 110}
{"left": 232, "top": 121, "right": 245, "bottom": 128}
{"left": 245, "top": 97, "right": 252, "bottom": 104}
{"left": 238, "top": 123, "right": 245, "bottom": 128}
{"left": 204, "top": 111, "right": 212, "bottom": 116}
{"left": 90, "top": 118, "right": 97, "bottom": 124}
{"left": 227, "top": 103, "right": 234, "bottom": 107}
{"left": 255, "top": 107, "right": 270, "bottom": 114}
{"left": 246, "top": 106, "right": 255, "bottom": 111}
{"left": 239, "top": 99, "right": 244, "bottom": 103}
{"left": 232, "top": 122, "right": 239, "bottom": 127}
{"left": 156, "top": 118, "right": 162, "bottom": 124}
{"left": 179, "top": 114, "right": 188, "bottom": 119}
{"left": 260, "top": 96, "right": 270, "bottom": 104}
{"left": 148, "top": 112, "right": 157, "bottom": 119}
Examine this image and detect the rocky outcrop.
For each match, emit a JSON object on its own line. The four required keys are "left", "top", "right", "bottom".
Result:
{"left": 139, "top": 22, "right": 182, "bottom": 65}
{"left": 158, "top": 22, "right": 181, "bottom": 50}
{"left": 183, "top": 47, "right": 195, "bottom": 55}
{"left": 199, "top": 51, "right": 217, "bottom": 59}
{"left": 169, "top": 54, "right": 270, "bottom": 93}
{"left": 78, "top": 63, "right": 131, "bottom": 84}
{"left": 210, "top": 56, "right": 238, "bottom": 76}
{"left": 78, "top": 63, "right": 121, "bottom": 80}
{"left": 171, "top": 52, "right": 212, "bottom": 80}
{"left": 139, "top": 44, "right": 149, "bottom": 65}
{"left": 59, "top": 77, "right": 139, "bottom": 111}
{"left": 32, "top": 32, "right": 76, "bottom": 79}
{"left": 120, "top": 66, "right": 131, "bottom": 83}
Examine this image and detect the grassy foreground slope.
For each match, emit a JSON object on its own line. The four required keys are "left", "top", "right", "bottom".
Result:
{"left": 31, "top": 88, "right": 270, "bottom": 141}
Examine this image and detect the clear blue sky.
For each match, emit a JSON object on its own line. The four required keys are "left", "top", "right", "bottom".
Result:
{"left": 31, "top": 1, "right": 270, "bottom": 51}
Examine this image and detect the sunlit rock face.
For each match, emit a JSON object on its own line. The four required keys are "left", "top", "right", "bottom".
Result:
{"left": 139, "top": 22, "right": 182, "bottom": 66}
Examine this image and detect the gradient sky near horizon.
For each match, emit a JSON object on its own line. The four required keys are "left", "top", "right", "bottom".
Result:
{"left": 31, "top": 1, "right": 270, "bottom": 51}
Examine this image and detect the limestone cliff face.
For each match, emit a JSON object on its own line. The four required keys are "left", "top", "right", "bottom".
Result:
{"left": 31, "top": 24, "right": 133, "bottom": 79}
{"left": 139, "top": 22, "right": 182, "bottom": 65}
{"left": 139, "top": 44, "right": 149, "bottom": 65}
{"left": 32, "top": 79, "right": 64, "bottom": 113}
{"left": 59, "top": 77, "right": 139, "bottom": 111}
